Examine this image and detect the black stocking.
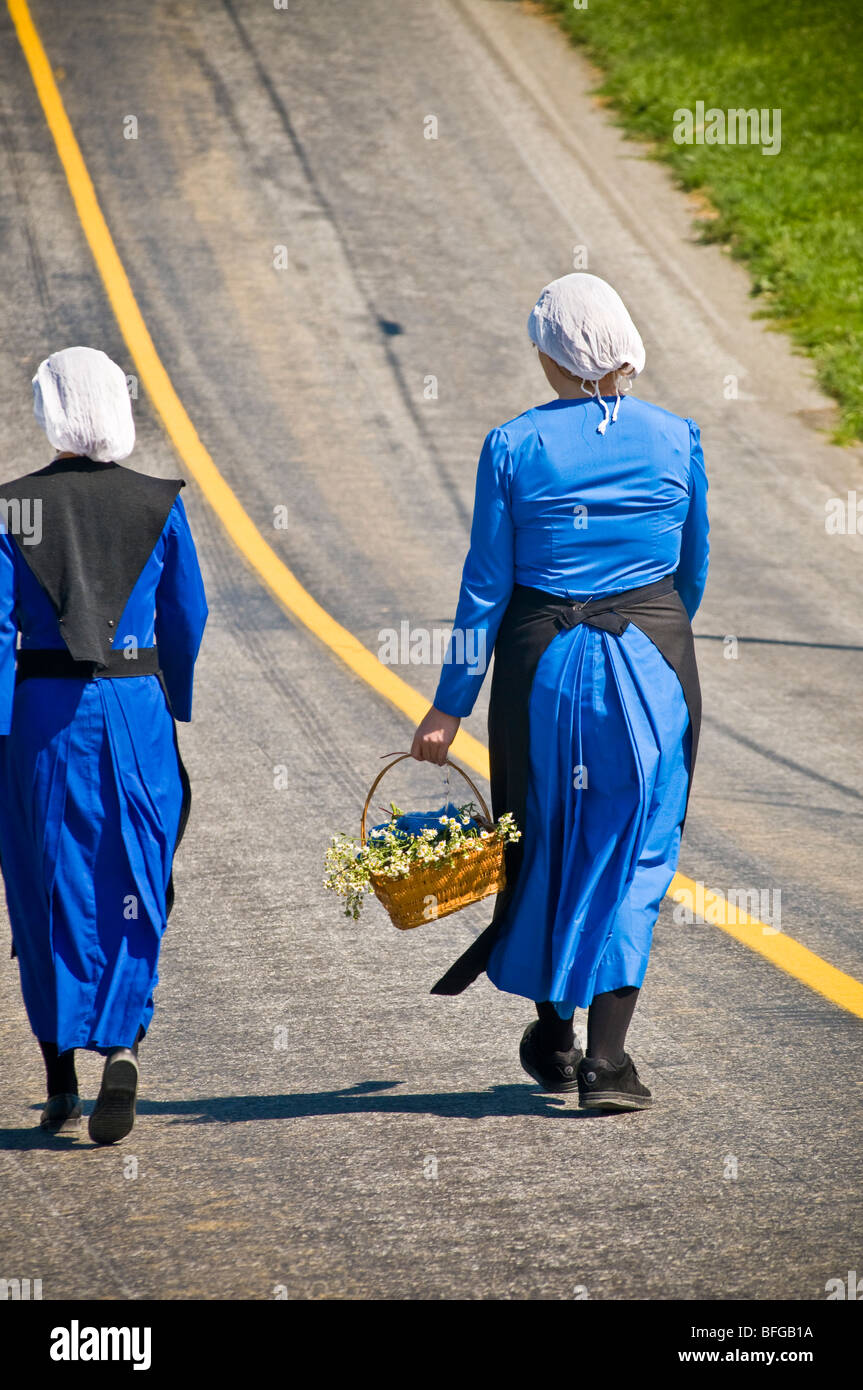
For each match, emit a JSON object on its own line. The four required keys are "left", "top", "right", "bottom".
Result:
{"left": 39, "top": 1042, "right": 78, "bottom": 1098}
{"left": 587, "top": 987, "right": 639, "bottom": 1066}
{"left": 534, "top": 1000, "right": 575, "bottom": 1052}
{"left": 40, "top": 1023, "right": 146, "bottom": 1097}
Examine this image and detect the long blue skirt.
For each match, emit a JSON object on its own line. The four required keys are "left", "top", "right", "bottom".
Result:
{"left": 486, "top": 623, "right": 691, "bottom": 1010}
{"left": 0, "top": 675, "right": 184, "bottom": 1055}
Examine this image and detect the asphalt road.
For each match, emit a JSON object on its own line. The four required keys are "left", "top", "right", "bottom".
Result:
{"left": 0, "top": 0, "right": 861, "bottom": 1300}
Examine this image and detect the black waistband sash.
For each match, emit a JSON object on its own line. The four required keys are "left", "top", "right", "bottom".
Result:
{"left": 430, "top": 574, "right": 701, "bottom": 996}
{"left": 15, "top": 646, "right": 161, "bottom": 684}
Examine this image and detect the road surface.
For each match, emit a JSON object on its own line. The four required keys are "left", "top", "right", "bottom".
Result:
{"left": 0, "top": 0, "right": 861, "bottom": 1300}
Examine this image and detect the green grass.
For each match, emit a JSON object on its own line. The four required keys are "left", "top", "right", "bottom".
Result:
{"left": 543, "top": 0, "right": 863, "bottom": 442}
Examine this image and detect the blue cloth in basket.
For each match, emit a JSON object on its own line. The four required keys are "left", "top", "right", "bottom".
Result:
{"left": 369, "top": 803, "right": 480, "bottom": 842}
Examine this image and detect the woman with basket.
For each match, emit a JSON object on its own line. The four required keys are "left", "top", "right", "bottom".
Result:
{"left": 411, "top": 273, "right": 709, "bottom": 1112}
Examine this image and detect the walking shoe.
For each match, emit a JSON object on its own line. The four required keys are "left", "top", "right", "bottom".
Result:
{"left": 40, "top": 1093, "right": 82, "bottom": 1132}
{"left": 519, "top": 1021, "right": 583, "bottom": 1093}
{"left": 88, "top": 1049, "right": 139, "bottom": 1144}
{"left": 577, "top": 1053, "right": 653, "bottom": 1111}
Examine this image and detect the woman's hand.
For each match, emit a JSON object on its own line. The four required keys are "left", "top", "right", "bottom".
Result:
{"left": 411, "top": 706, "right": 461, "bottom": 765}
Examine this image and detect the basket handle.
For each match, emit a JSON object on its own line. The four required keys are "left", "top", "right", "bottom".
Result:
{"left": 360, "top": 752, "right": 493, "bottom": 844}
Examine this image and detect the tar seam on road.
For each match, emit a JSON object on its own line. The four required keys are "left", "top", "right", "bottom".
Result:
{"left": 8, "top": 0, "right": 863, "bottom": 1020}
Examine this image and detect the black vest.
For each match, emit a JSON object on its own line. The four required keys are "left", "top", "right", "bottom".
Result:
{"left": 1, "top": 456, "right": 183, "bottom": 667}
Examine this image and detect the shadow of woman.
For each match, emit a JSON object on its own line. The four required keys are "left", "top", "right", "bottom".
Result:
{"left": 0, "top": 1079, "right": 616, "bottom": 1147}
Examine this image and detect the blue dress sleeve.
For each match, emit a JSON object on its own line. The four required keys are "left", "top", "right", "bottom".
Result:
{"left": 674, "top": 419, "right": 710, "bottom": 620}
{"left": 433, "top": 427, "right": 516, "bottom": 718}
{"left": 0, "top": 533, "right": 18, "bottom": 736}
{"left": 154, "top": 496, "right": 208, "bottom": 721}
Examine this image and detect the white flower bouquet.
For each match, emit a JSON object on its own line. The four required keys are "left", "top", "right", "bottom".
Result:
{"left": 324, "top": 753, "right": 520, "bottom": 928}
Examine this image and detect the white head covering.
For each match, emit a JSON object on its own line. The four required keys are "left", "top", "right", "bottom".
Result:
{"left": 32, "top": 346, "right": 135, "bottom": 462}
{"left": 527, "top": 273, "right": 645, "bottom": 434}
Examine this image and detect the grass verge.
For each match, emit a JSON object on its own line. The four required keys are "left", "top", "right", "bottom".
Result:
{"left": 542, "top": 0, "right": 863, "bottom": 442}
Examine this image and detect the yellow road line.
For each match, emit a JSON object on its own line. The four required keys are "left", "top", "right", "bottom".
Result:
{"left": 9, "top": 0, "right": 863, "bottom": 1020}
{"left": 669, "top": 873, "right": 863, "bottom": 1017}
{"left": 5, "top": 0, "right": 488, "bottom": 777}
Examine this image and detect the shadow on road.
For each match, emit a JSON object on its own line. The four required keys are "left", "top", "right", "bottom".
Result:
{"left": 0, "top": 1080, "right": 619, "bottom": 1146}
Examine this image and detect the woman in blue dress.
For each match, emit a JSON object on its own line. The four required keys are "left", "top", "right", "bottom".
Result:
{"left": 0, "top": 346, "right": 207, "bottom": 1142}
{"left": 411, "top": 274, "right": 709, "bottom": 1111}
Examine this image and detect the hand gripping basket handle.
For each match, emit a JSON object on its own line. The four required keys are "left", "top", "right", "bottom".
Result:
{"left": 360, "top": 752, "right": 493, "bottom": 845}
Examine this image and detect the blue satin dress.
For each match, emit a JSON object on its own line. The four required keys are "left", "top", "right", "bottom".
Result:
{"left": 433, "top": 394, "right": 709, "bottom": 1011}
{"left": 0, "top": 495, "right": 207, "bottom": 1055}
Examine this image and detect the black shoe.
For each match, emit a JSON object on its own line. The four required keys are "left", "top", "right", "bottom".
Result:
{"left": 40, "top": 1093, "right": 82, "bottom": 1132}
{"left": 88, "top": 1049, "right": 139, "bottom": 1145}
{"left": 577, "top": 1053, "right": 653, "bottom": 1111}
{"left": 519, "top": 1021, "right": 583, "bottom": 1093}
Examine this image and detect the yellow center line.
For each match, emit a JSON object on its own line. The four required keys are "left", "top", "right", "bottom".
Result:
{"left": 9, "top": 0, "right": 863, "bottom": 1020}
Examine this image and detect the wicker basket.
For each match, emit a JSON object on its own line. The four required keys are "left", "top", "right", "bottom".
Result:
{"left": 360, "top": 752, "right": 507, "bottom": 930}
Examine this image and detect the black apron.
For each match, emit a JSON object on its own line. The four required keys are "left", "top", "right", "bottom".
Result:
{"left": 430, "top": 574, "right": 701, "bottom": 996}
